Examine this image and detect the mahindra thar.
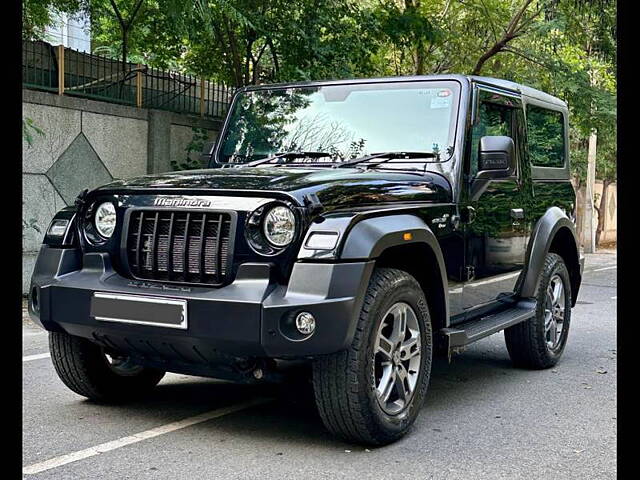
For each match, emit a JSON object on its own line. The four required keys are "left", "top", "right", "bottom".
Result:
{"left": 29, "top": 75, "right": 584, "bottom": 445}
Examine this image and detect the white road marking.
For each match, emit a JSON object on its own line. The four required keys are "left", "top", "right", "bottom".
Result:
{"left": 592, "top": 265, "right": 617, "bottom": 272}
{"left": 23, "top": 397, "right": 272, "bottom": 475}
{"left": 23, "top": 353, "right": 50, "bottom": 362}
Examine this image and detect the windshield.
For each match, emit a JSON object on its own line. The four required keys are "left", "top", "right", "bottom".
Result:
{"left": 217, "top": 80, "right": 460, "bottom": 166}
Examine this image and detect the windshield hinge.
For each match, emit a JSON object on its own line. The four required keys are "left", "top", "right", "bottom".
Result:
{"left": 303, "top": 193, "right": 324, "bottom": 215}
{"left": 74, "top": 188, "right": 89, "bottom": 209}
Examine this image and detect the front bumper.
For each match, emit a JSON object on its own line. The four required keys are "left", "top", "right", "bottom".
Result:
{"left": 29, "top": 246, "right": 373, "bottom": 363}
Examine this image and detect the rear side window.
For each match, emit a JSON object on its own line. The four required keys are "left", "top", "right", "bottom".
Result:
{"left": 526, "top": 105, "right": 565, "bottom": 168}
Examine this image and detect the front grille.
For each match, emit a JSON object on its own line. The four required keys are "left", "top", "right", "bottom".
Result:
{"left": 126, "top": 210, "right": 233, "bottom": 285}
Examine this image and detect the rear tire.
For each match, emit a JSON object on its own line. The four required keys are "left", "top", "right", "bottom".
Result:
{"left": 312, "top": 268, "right": 433, "bottom": 445}
{"left": 49, "top": 331, "right": 165, "bottom": 402}
{"left": 505, "top": 253, "right": 572, "bottom": 369}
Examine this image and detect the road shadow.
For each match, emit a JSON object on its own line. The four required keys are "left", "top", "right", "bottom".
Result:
{"left": 74, "top": 341, "right": 538, "bottom": 450}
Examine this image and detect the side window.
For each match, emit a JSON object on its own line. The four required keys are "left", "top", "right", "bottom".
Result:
{"left": 470, "top": 101, "right": 514, "bottom": 177}
{"left": 526, "top": 105, "right": 565, "bottom": 168}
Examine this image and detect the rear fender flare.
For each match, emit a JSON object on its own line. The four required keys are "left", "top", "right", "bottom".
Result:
{"left": 519, "top": 207, "right": 580, "bottom": 299}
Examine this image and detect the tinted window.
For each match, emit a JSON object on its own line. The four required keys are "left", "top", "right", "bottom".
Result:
{"left": 470, "top": 101, "right": 514, "bottom": 176}
{"left": 526, "top": 105, "right": 565, "bottom": 168}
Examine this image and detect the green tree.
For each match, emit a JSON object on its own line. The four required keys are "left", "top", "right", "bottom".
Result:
{"left": 593, "top": 125, "right": 616, "bottom": 245}
{"left": 90, "top": 0, "right": 187, "bottom": 68}
{"left": 373, "top": 0, "right": 440, "bottom": 75}
{"left": 170, "top": 0, "right": 381, "bottom": 86}
{"left": 23, "top": 0, "right": 617, "bottom": 244}
{"left": 90, "top": 0, "right": 382, "bottom": 85}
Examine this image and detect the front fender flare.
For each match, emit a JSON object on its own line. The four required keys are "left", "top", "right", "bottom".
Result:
{"left": 340, "top": 214, "right": 449, "bottom": 320}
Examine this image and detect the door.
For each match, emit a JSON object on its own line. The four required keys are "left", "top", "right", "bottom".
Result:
{"left": 461, "top": 87, "right": 529, "bottom": 312}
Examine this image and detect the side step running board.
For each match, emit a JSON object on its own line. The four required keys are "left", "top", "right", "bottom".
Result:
{"left": 441, "top": 301, "right": 536, "bottom": 357}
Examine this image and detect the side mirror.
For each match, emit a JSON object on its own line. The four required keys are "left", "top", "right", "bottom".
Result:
{"left": 477, "top": 136, "right": 515, "bottom": 178}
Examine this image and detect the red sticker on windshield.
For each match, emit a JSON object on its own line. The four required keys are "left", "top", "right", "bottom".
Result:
{"left": 438, "top": 89, "right": 452, "bottom": 97}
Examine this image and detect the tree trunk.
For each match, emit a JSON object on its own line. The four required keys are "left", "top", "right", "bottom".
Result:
{"left": 471, "top": 0, "right": 534, "bottom": 75}
{"left": 595, "top": 179, "right": 610, "bottom": 247}
{"left": 472, "top": 39, "right": 509, "bottom": 75}
{"left": 117, "top": 29, "right": 129, "bottom": 99}
{"left": 122, "top": 29, "right": 128, "bottom": 73}
{"left": 415, "top": 43, "right": 426, "bottom": 75}
{"left": 404, "top": 0, "right": 426, "bottom": 75}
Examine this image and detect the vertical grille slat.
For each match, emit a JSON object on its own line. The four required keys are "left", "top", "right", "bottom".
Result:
{"left": 150, "top": 212, "right": 160, "bottom": 276}
{"left": 127, "top": 209, "right": 233, "bottom": 286}
{"left": 198, "top": 214, "right": 206, "bottom": 283}
{"left": 183, "top": 213, "right": 191, "bottom": 280}
{"left": 167, "top": 212, "right": 175, "bottom": 281}
{"left": 134, "top": 211, "right": 144, "bottom": 275}
{"left": 215, "top": 215, "right": 223, "bottom": 284}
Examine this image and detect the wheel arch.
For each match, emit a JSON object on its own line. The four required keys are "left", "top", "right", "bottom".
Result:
{"left": 340, "top": 214, "right": 450, "bottom": 331}
{"left": 519, "top": 207, "right": 582, "bottom": 306}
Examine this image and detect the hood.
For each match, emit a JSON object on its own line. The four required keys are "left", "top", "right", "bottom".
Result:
{"left": 94, "top": 166, "right": 452, "bottom": 208}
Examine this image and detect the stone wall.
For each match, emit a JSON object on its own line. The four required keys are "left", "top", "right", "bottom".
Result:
{"left": 22, "top": 89, "right": 223, "bottom": 293}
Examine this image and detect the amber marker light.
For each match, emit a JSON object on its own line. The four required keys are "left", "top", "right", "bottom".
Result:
{"left": 403, "top": 232, "right": 413, "bottom": 241}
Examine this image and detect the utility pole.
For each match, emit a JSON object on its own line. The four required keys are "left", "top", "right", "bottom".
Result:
{"left": 582, "top": 53, "right": 598, "bottom": 254}
{"left": 583, "top": 130, "right": 597, "bottom": 253}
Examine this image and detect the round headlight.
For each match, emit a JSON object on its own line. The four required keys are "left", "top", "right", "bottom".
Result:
{"left": 263, "top": 206, "right": 295, "bottom": 247}
{"left": 94, "top": 202, "right": 116, "bottom": 238}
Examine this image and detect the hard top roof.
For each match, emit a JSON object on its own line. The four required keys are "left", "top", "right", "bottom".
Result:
{"left": 241, "top": 74, "right": 567, "bottom": 108}
{"left": 469, "top": 75, "right": 567, "bottom": 108}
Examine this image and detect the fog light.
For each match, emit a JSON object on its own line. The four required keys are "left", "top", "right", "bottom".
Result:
{"left": 295, "top": 312, "right": 316, "bottom": 335}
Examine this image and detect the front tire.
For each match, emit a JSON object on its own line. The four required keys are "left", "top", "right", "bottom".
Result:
{"left": 312, "top": 268, "right": 433, "bottom": 445}
{"left": 505, "top": 253, "right": 572, "bottom": 369}
{"left": 49, "top": 331, "right": 165, "bottom": 402}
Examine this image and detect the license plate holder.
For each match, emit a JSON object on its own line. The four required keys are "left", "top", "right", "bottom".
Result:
{"left": 91, "top": 292, "right": 188, "bottom": 329}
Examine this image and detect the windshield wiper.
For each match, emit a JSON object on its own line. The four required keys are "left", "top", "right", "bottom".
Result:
{"left": 336, "top": 151, "right": 440, "bottom": 169}
{"left": 239, "top": 151, "right": 333, "bottom": 168}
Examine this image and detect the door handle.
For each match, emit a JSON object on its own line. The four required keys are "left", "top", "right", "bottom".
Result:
{"left": 510, "top": 208, "right": 524, "bottom": 220}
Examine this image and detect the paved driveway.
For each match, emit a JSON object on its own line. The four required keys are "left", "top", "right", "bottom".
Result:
{"left": 22, "top": 251, "right": 617, "bottom": 479}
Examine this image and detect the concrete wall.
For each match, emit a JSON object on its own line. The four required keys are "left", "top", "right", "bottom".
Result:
{"left": 575, "top": 180, "right": 617, "bottom": 247}
{"left": 22, "top": 89, "right": 222, "bottom": 293}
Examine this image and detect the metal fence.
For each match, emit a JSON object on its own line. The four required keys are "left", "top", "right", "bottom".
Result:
{"left": 22, "top": 40, "right": 235, "bottom": 119}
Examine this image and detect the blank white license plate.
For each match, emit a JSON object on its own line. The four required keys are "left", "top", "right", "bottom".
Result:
{"left": 91, "top": 292, "right": 188, "bottom": 329}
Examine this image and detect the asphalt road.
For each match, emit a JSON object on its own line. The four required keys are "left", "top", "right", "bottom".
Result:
{"left": 22, "top": 251, "right": 617, "bottom": 479}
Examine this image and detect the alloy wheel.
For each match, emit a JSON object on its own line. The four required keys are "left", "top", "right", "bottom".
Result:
{"left": 373, "top": 302, "right": 422, "bottom": 415}
{"left": 544, "top": 274, "right": 566, "bottom": 351}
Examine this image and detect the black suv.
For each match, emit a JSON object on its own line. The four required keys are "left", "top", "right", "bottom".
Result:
{"left": 29, "top": 75, "right": 584, "bottom": 445}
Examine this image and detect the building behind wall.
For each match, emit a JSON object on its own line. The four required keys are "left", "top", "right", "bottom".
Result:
{"left": 43, "top": 11, "right": 91, "bottom": 53}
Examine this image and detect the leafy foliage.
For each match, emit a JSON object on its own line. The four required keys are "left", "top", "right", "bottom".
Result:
{"left": 22, "top": 117, "right": 45, "bottom": 147}
{"left": 170, "top": 127, "right": 210, "bottom": 171}
{"left": 24, "top": 0, "right": 616, "bottom": 184}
